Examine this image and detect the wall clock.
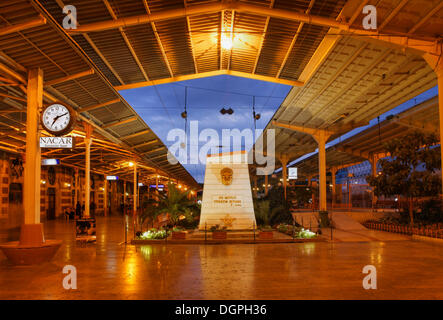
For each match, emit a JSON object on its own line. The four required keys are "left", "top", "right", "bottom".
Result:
{"left": 41, "top": 102, "right": 76, "bottom": 136}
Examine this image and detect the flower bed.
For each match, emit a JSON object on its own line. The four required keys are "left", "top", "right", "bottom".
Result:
{"left": 276, "top": 224, "right": 317, "bottom": 239}
{"left": 364, "top": 221, "right": 443, "bottom": 238}
{"left": 136, "top": 228, "right": 170, "bottom": 240}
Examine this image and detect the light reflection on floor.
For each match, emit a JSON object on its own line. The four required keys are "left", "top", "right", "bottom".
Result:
{"left": 0, "top": 216, "right": 443, "bottom": 299}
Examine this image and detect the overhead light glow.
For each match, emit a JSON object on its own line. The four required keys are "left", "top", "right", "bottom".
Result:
{"left": 42, "top": 159, "right": 60, "bottom": 165}
{"left": 221, "top": 35, "right": 232, "bottom": 50}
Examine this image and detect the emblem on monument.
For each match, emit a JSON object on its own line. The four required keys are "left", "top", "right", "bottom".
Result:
{"left": 220, "top": 214, "right": 236, "bottom": 228}
{"left": 220, "top": 167, "right": 233, "bottom": 185}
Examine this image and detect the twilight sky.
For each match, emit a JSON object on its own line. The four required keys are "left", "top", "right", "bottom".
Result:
{"left": 120, "top": 75, "right": 438, "bottom": 183}
{"left": 120, "top": 75, "right": 291, "bottom": 183}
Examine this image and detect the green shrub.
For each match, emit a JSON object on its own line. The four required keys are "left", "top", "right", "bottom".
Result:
{"left": 138, "top": 228, "right": 170, "bottom": 240}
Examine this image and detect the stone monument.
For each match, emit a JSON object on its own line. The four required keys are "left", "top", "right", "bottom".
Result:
{"left": 199, "top": 151, "right": 256, "bottom": 230}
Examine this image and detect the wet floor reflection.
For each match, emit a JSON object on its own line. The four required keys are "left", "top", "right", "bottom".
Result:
{"left": 1, "top": 217, "right": 443, "bottom": 299}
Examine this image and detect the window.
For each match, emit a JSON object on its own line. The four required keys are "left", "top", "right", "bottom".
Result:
{"left": 9, "top": 183, "right": 22, "bottom": 204}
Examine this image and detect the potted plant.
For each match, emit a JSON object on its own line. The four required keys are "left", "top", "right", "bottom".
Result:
{"left": 171, "top": 226, "right": 187, "bottom": 240}
{"left": 139, "top": 182, "right": 199, "bottom": 231}
{"left": 210, "top": 224, "right": 227, "bottom": 240}
{"left": 253, "top": 200, "right": 277, "bottom": 239}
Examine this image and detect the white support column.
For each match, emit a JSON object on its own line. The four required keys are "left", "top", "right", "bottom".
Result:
{"left": 103, "top": 176, "right": 108, "bottom": 216}
{"left": 123, "top": 180, "right": 127, "bottom": 211}
{"left": 74, "top": 168, "right": 78, "bottom": 207}
{"left": 280, "top": 154, "right": 289, "bottom": 200}
{"left": 22, "top": 68, "right": 43, "bottom": 244}
{"left": 133, "top": 163, "right": 137, "bottom": 227}
{"left": 155, "top": 174, "right": 159, "bottom": 201}
{"left": 314, "top": 131, "right": 330, "bottom": 212}
{"left": 83, "top": 123, "right": 93, "bottom": 218}
{"left": 370, "top": 154, "right": 379, "bottom": 209}
{"left": 331, "top": 167, "right": 336, "bottom": 208}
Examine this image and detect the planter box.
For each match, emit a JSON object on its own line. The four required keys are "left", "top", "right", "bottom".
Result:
{"left": 259, "top": 231, "right": 274, "bottom": 240}
{"left": 172, "top": 231, "right": 187, "bottom": 240}
{"left": 212, "top": 231, "right": 227, "bottom": 240}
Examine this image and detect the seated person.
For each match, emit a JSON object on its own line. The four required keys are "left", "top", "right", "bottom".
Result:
{"left": 65, "top": 208, "right": 72, "bottom": 220}
{"left": 69, "top": 208, "right": 75, "bottom": 220}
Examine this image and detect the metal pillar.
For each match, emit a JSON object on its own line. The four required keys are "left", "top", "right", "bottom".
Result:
{"left": 83, "top": 123, "right": 93, "bottom": 218}
{"left": 23, "top": 68, "right": 43, "bottom": 232}
{"left": 370, "top": 154, "right": 378, "bottom": 209}
{"left": 123, "top": 180, "right": 127, "bottom": 211}
{"left": 103, "top": 176, "right": 108, "bottom": 216}
{"left": 314, "top": 131, "right": 330, "bottom": 212}
{"left": 133, "top": 163, "right": 137, "bottom": 231}
{"left": 74, "top": 168, "right": 78, "bottom": 207}
{"left": 280, "top": 154, "right": 289, "bottom": 200}
{"left": 331, "top": 167, "right": 336, "bottom": 208}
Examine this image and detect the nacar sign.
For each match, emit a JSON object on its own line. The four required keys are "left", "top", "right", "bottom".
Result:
{"left": 40, "top": 136, "right": 73, "bottom": 148}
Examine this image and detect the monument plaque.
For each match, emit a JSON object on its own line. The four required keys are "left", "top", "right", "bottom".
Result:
{"left": 199, "top": 151, "right": 256, "bottom": 230}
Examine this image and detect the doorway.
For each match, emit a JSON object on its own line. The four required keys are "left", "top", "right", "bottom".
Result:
{"left": 47, "top": 187, "right": 56, "bottom": 220}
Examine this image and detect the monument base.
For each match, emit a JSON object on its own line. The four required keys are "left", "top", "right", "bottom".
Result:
{"left": 199, "top": 151, "right": 257, "bottom": 230}
{"left": 0, "top": 223, "right": 61, "bottom": 265}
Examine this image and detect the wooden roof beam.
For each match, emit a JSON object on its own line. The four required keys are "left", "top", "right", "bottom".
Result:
{"left": 78, "top": 98, "right": 120, "bottom": 113}
{"left": 102, "top": 116, "right": 138, "bottom": 129}
{"left": 272, "top": 121, "right": 334, "bottom": 140}
{"left": 142, "top": 0, "right": 174, "bottom": 77}
{"left": 276, "top": 0, "right": 314, "bottom": 78}
{"left": 102, "top": 0, "right": 149, "bottom": 81}
{"left": 133, "top": 139, "right": 159, "bottom": 149}
{"left": 378, "top": 0, "right": 409, "bottom": 31}
{"left": 121, "top": 129, "right": 150, "bottom": 140}
{"left": 408, "top": 1, "right": 443, "bottom": 34}
{"left": 44, "top": 69, "right": 94, "bottom": 87}
{"left": 142, "top": 146, "right": 165, "bottom": 155}
{"left": 67, "top": 1, "right": 439, "bottom": 55}
{"left": 335, "top": 146, "right": 369, "bottom": 159}
{"left": 184, "top": 0, "right": 198, "bottom": 74}
{"left": 83, "top": 34, "right": 125, "bottom": 85}
{"left": 0, "top": 16, "right": 46, "bottom": 37}
{"left": 115, "top": 70, "right": 303, "bottom": 90}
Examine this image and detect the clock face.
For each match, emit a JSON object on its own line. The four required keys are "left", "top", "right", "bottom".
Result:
{"left": 41, "top": 103, "right": 75, "bottom": 136}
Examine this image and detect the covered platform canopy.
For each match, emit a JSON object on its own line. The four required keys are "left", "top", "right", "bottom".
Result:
{"left": 0, "top": 0, "right": 442, "bottom": 218}
{"left": 0, "top": 0, "right": 198, "bottom": 189}
{"left": 293, "top": 95, "right": 440, "bottom": 179}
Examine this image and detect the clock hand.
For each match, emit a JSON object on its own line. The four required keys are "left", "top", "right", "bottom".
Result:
{"left": 51, "top": 112, "right": 68, "bottom": 127}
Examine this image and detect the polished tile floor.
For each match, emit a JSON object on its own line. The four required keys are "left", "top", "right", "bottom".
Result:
{"left": 1, "top": 216, "right": 442, "bottom": 299}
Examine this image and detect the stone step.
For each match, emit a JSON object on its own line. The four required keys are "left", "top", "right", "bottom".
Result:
{"left": 189, "top": 231, "right": 258, "bottom": 239}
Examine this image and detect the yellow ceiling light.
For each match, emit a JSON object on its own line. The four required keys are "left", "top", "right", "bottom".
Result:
{"left": 221, "top": 34, "right": 233, "bottom": 50}
{"left": 128, "top": 161, "right": 134, "bottom": 167}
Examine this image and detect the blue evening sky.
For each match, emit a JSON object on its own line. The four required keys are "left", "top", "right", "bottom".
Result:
{"left": 120, "top": 75, "right": 291, "bottom": 183}
{"left": 120, "top": 75, "right": 438, "bottom": 183}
